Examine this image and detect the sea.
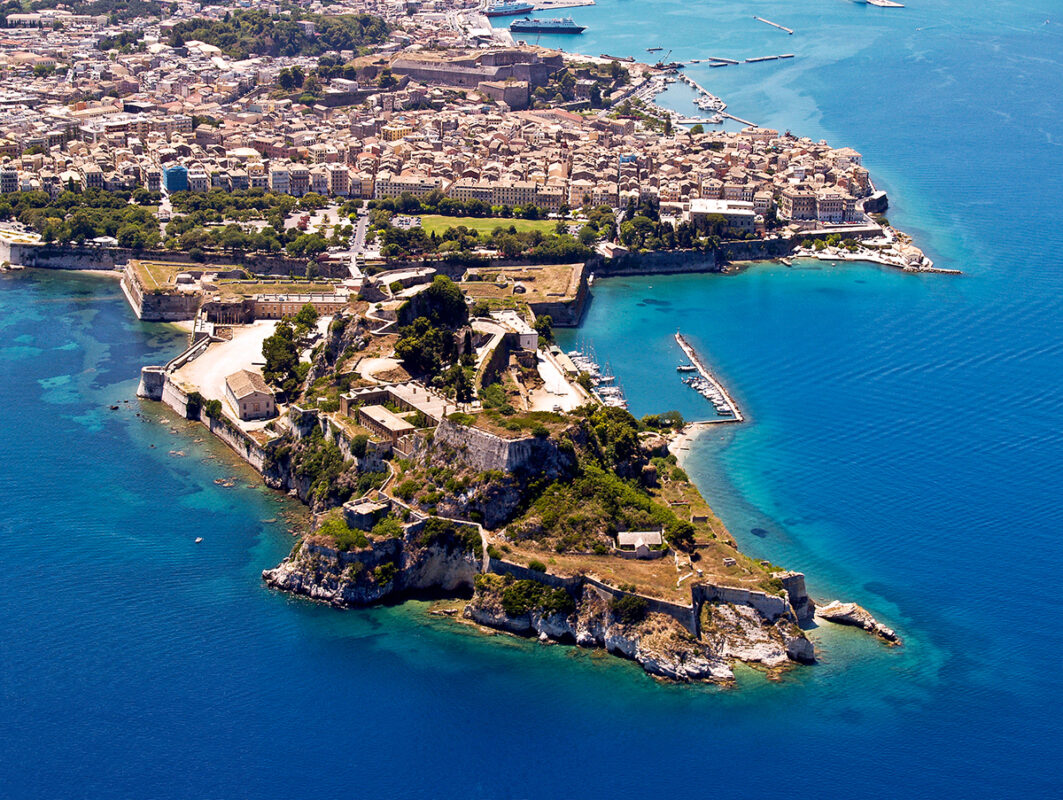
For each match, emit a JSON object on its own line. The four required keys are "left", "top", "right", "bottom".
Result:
{"left": 2, "top": 1, "right": 1061, "bottom": 796}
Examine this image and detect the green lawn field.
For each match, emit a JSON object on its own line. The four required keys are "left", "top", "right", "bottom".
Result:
{"left": 418, "top": 214, "right": 557, "bottom": 236}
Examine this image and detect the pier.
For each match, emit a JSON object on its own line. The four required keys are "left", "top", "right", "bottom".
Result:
{"left": 674, "top": 333, "right": 744, "bottom": 423}
{"left": 753, "top": 16, "right": 794, "bottom": 34}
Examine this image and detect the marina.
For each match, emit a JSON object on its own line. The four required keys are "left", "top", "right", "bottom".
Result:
{"left": 566, "top": 344, "right": 628, "bottom": 409}
{"left": 674, "top": 332, "right": 744, "bottom": 422}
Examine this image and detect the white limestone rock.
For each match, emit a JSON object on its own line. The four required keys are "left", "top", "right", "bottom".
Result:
{"left": 817, "top": 600, "right": 900, "bottom": 644}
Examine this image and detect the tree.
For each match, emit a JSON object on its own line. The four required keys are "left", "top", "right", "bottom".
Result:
{"left": 663, "top": 116, "right": 673, "bottom": 136}
{"left": 116, "top": 224, "right": 146, "bottom": 249}
{"left": 291, "top": 65, "right": 304, "bottom": 87}
{"left": 533, "top": 314, "right": 553, "bottom": 343}
{"left": 421, "top": 275, "right": 468, "bottom": 327}
{"left": 293, "top": 302, "right": 320, "bottom": 333}
{"left": 262, "top": 321, "right": 300, "bottom": 395}
{"left": 278, "top": 68, "right": 295, "bottom": 89}
{"left": 690, "top": 124, "right": 704, "bottom": 135}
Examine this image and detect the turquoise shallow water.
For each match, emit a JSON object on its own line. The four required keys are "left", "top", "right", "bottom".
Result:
{"left": 3, "top": 1, "right": 1063, "bottom": 796}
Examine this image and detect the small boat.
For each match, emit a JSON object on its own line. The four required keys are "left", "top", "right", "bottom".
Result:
{"left": 647, "top": 46, "right": 664, "bottom": 52}
{"left": 781, "top": 257, "right": 793, "bottom": 266}
{"left": 677, "top": 364, "right": 698, "bottom": 372}
{"left": 195, "top": 537, "right": 203, "bottom": 543}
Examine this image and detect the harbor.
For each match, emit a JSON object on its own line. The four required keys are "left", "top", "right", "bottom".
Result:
{"left": 674, "top": 333, "right": 744, "bottom": 423}
{"left": 566, "top": 344, "right": 629, "bottom": 409}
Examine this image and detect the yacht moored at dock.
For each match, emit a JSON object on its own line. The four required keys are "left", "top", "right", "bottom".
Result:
{"left": 674, "top": 332, "right": 744, "bottom": 422}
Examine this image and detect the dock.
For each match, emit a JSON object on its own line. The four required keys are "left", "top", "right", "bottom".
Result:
{"left": 675, "top": 333, "right": 744, "bottom": 423}
{"left": 753, "top": 16, "right": 794, "bottom": 34}
{"left": 721, "top": 111, "right": 757, "bottom": 127}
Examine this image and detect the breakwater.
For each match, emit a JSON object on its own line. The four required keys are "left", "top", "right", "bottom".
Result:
{"left": 675, "top": 332, "right": 744, "bottom": 422}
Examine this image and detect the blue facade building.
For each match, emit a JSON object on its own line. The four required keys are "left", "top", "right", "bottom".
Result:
{"left": 163, "top": 164, "right": 188, "bottom": 193}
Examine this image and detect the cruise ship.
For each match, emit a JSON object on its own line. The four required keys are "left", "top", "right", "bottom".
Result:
{"left": 484, "top": 1, "right": 535, "bottom": 17}
{"left": 509, "top": 17, "right": 586, "bottom": 34}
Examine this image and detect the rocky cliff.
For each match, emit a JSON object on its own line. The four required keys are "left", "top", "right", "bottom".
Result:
{"left": 262, "top": 525, "right": 481, "bottom": 606}
{"left": 465, "top": 573, "right": 815, "bottom": 683}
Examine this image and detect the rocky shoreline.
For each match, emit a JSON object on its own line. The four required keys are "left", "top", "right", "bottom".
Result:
{"left": 262, "top": 526, "right": 829, "bottom": 683}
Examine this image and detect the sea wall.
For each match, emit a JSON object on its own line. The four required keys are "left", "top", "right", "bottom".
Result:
{"left": 3, "top": 241, "right": 343, "bottom": 277}
{"left": 200, "top": 413, "right": 269, "bottom": 473}
{"left": 588, "top": 249, "right": 719, "bottom": 278}
{"left": 122, "top": 263, "right": 202, "bottom": 321}
{"left": 718, "top": 238, "right": 795, "bottom": 262}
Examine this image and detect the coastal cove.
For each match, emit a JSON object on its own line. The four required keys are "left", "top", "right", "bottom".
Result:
{"left": 3, "top": 1, "right": 1063, "bottom": 798}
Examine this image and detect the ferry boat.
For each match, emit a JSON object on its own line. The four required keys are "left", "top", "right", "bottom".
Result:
{"left": 484, "top": 1, "right": 535, "bottom": 17}
{"left": 510, "top": 17, "right": 586, "bottom": 34}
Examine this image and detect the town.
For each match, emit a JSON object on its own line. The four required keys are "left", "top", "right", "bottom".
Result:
{"left": 0, "top": 0, "right": 907, "bottom": 682}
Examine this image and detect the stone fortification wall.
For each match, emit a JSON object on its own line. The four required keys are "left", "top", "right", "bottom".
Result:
{"left": 487, "top": 558, "right": 582, "bottom": 591}
{"left": 3, "top": 242, "right": 121, "bottom": 270}
{"left": 484, "top": 557, "right": 700, "bottom": 635}
{"left": 201, "top": 413, "right": 269, "bottom": 473}
{"left": 589, "top": 249, "right": 719, "bottom": 278}
{"left": 477, "top": 331, "right": 513, "bottom": 388}
{"left": 289, "top": 405, "right": 389, "bottom": 471}
{"left": 137, "top": 366, "right": 166, "bottom": 400}
{"left": 527, "top": 262, "right": 588, "bottom": 328}
{"left": 288, "top": 405, "right": 321, "bottom": 439}
{"left": 582, "top": 576, "right": 700, "bottom": 635}
{"left": 122, "top": 263, "right": 202, "bottom": 321}
{"left": 431, "top": 417, "right": 554, "bottom": 474}
{"left": 717, "top": 238, "right": 795, "bottom": 262}
{"left": 158, "top": 372, "right": 271, "bottom": 471}
{"left": 692, "top": 582, "right": 793, "bottom": 623}
{"left": 778, "top": 571, "right": 814, "bottom": 622}
{"left": 160, "top": 375, "right": 192, "bottom": 418}
{"left": 4, "top": 241, "right": 343, "bottom": 278}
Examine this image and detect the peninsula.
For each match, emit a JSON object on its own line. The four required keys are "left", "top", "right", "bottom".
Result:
{"left": 0, "top": 0, "right": 910, "bottom": 682}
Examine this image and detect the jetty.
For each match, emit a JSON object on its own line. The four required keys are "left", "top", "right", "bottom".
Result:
{"left": 753, "top": 16, "right": 794, "bottom": 34}
{"left": 674, "top": 333, "right": 744, "bottom": 423}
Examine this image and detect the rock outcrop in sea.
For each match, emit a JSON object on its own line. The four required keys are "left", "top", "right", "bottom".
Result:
{"left": 817, "top": 600, "right": 901, "bottom": 644}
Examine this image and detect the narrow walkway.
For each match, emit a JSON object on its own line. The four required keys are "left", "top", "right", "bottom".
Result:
{"left": 675, "top": 332, "right": 744, "bottom": 423}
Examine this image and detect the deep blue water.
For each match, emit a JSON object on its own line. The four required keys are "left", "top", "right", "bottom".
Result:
{"left": 3, "top": 1, "right": 1062, "bottom": 796}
